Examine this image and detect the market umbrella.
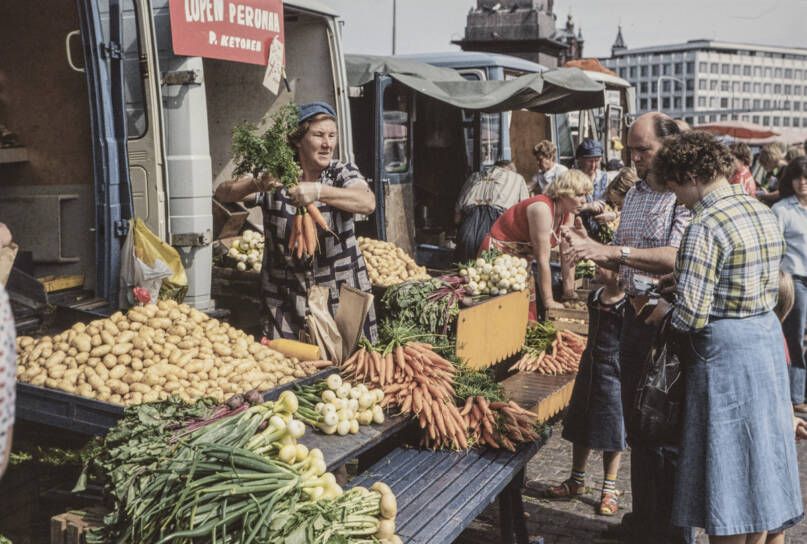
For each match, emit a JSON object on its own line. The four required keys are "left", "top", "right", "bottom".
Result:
{"left": 693, "top": 121, "right": 779, "bottom": 140}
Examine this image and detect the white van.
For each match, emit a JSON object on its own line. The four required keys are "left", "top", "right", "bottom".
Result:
{"left": 0, "top": 0, "right": 351, "bottom": 321}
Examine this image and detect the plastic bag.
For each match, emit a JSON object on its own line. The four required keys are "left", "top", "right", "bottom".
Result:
{"left": 631, "top": 312, "right": 684, "bottom": 445}
{"left": 119, "top": 219, "right": 187, "bottom": 307}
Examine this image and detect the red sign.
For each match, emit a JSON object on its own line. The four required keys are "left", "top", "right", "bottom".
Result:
{"left": 169, "top": 0, "right": 284, "bottom": 65}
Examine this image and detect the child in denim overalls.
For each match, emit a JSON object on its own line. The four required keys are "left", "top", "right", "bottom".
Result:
{"left": 527, "top": 266, "right": 626, "bottom": 515}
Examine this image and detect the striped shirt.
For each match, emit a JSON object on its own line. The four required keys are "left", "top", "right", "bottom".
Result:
{"left": 613, "top": 180, "right": 690, "bottom": 295}
{"left": 455, "top": 166, "right": 529, "bottom": 214}
{"left": 671, "top": 184, "right": 785, "bottom": 332}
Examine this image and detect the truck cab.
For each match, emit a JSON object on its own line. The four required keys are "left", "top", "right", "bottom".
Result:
{"left": 0, "top": 0, "right": 350, "bottom": 326}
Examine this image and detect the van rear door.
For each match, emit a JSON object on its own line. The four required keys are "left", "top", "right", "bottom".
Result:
{"left": 122, "top": 0, "right": 170, "bottom": 240}
{"left": 78, "top": 0, "right": 132, "bottom": 302}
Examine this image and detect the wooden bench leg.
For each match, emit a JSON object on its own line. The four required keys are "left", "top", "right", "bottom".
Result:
{"left": 511, "top": 469, "right": 529, "bottom": 544}
{"left": 499, "top": 482, "right": 515, "bottom": 544}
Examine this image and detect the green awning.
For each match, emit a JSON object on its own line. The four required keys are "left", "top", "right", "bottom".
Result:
{"left": 346, "top": 54, "right": 604, "bottom": 114}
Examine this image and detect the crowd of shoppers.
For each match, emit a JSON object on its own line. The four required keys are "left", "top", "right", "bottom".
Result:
{"left": 514, "top": 113, "right": 807, "bottom": 543}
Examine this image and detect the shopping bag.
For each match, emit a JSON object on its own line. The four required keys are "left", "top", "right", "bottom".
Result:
{"left": 334, "top": 284, "right": 374, "bottom": 356}
{"left": 631, "top": 312, "right": 685, "bottom": 445}
{"left": 303, "top": 285, "right": 343, "bottom": 364}
{"left": 119, "top": 221, "right": 173, "bottom": 308}
{"left": 132, "top": 218, "right": 188, "bottom": 302}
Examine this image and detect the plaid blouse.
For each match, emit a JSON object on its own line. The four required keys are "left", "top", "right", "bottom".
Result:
{"left": 0, "top": 285, "right": 15, "bottom": 460}
{"left": 613, "top": 180, "right": 690, "bottom": 295}
{"left": 671, "top": 184, "right": 785, "bottom": 332}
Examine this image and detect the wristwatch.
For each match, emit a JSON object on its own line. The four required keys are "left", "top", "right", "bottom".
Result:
{"left": 619, "top": 246, "right": 631, "bottom": 265}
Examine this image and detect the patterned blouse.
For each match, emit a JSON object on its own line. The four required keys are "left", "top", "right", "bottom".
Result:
{"left": 253, "top": 160, "right": 378, "bottom": 342}
{"left": 671, "top": 184, "right": 785, "bottom": 332}
{"left": 0, "top": 285, "right": 15, "bottom": 462}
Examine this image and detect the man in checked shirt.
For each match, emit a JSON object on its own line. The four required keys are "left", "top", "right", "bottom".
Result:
{"left": 562, "top": 112, "right": 693, "bottom": 544}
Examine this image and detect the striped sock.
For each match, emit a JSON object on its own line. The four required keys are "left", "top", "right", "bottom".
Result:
{"left": 602, "top": 473, "right": 617, "bottom": 494}
{"left": 570, "top": 469, "right": 585, "bottom": 487}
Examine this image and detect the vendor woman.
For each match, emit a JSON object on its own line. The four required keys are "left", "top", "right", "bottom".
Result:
{"left": 479, "top": 170, "right": 592, "bottom": 318}
{"left": 215, "top": 102, "right": 378, "bottom": 342}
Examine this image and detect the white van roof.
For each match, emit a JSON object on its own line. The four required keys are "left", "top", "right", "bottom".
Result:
{"left": 285, "top": 0, "right": 339, "bottom": 17}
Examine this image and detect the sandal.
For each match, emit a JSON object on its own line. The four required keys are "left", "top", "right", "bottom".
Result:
{"left": 543, "top": 478, "right": 585, "bottom": 499}
{"left": 598, "top": 491, "right": 618, "bottom": 516}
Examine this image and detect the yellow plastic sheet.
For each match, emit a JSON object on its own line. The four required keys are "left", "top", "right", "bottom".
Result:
{"left": 132, "top": 218, "right": 188, "bottom": 301}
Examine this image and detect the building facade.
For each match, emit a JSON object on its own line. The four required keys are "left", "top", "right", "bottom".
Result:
{"left": 602, "top": 37, "right": 807, "bottom": 129}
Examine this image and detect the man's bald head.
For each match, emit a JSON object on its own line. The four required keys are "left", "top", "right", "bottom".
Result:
{"left": 627, "top": 112, "right": 680, "bottom": 181}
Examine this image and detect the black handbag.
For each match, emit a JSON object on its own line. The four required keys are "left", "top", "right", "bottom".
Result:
{"left": 631, "top": 311, "right": 685, "bottom": 445}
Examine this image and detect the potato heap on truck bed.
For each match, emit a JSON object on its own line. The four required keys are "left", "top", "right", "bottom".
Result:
{"left": 15, "top": 300, "right": 320, "bottom": 406}
{"left": 358, "top": 236, "right": 430, "bottom": 287}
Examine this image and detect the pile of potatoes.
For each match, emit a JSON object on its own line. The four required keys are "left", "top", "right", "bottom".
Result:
{"left": 357, "top": 237, "right": 430, "bottom": 287}
{"left": 15, "top": 300, "right": 320, "bottom": 406}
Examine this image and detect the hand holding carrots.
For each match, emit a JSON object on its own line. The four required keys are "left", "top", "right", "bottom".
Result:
{"left": 288, "top": 182, "right": 322, "bottom": 207}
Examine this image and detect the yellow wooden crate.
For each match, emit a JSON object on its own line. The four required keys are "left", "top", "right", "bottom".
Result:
{"left": 37, "top": 274, "right": 84, "bottom": 293}
{"left": 455, "top": 289, "right": 530, "bottom": 370}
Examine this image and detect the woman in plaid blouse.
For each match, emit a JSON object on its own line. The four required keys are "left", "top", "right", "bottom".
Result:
{"left": 646, "top": 132, "right": 802, "bottom": 542}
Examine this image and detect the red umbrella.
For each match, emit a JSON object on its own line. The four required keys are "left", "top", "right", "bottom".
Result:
{"left": 693, "top": 121, "right": 779, "bottom": 140}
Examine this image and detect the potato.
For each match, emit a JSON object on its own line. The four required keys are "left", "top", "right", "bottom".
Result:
{"left": 44, "top": 351, "right": 66, "bottom": 368}
{"left": 111, "top": 343, "right": 133, "bottom": 356}
{"left": 91, "top": 344, "right": 111, "bottom": 357}
{"left": 109, "top": 365, "right": 127, "bottom": 380}
{"left": 101, "top": 330, "right": 116, "bottom": 345}
{"left": 102, "top": 354, "right": 117, "bottom": 369}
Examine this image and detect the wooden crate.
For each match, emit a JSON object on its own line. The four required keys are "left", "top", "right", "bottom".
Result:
{"left": 546, "top": 307, "right": 589, "bottom": 336}
{"left": 501, "top": 372, "right": 576, "bottom": 422}
{"left": 50, "top": 507, "right": 108, "bottom": 544}
{"left": 455, "top": 289, "right": 530, "bottom": 370}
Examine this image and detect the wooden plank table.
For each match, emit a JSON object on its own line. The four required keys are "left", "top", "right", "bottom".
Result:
{"left": 298, "top": 416, "right": 412, "bottom": 471}
{"left": 348, "top": 441, "right": 543, "bottom": 544}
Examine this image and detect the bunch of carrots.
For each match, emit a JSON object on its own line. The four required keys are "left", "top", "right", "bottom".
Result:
{"left": 341, "top": 339, "right": 468, "bottom": 450}
{"left": 510, "top": 329, "right": 586, "bottom": 375}
{"left": 231, "top": 103, "right": 336, "bottom": 261}
{"left": 459, "top": 396, "right": 540, "bottom": 451}
{"left": 288, "top": 204, "right": 334, "bottom": 260}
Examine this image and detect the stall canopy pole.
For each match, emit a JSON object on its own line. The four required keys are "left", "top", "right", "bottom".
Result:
{"left": 391, "top": 0, "right": 397, "bottom": 55}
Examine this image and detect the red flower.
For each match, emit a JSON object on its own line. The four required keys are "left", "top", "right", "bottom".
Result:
{"left": 133, "top": 287, "right": 151, "bottom": 304}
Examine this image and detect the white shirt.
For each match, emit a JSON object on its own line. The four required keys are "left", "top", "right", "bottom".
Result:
{"left": 455, "top": 166, "right": 530, "bottom": 214}
{"left": 530, "top": 163, "right": 568, "bottom": 194}
{"left": 773, "top": 196, "right": 807, "bottom": 277}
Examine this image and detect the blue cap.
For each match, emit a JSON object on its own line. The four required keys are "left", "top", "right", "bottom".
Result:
{"left": 297, "top": 101, "right": 337, "bottom": 124}
{"left": 576, "top": 138, "right": 603, "bottom": 158}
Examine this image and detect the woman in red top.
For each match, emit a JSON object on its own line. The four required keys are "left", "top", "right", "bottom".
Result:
{"left": 479, "top": 170, "right": 592, "bottom": 317}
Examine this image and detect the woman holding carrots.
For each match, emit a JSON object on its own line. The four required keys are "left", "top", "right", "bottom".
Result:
{"left": 478, "top": 170, "right": 592, "bottom": 319}
{"left": 215, "top": 102, "right": 378, "bottom": 341}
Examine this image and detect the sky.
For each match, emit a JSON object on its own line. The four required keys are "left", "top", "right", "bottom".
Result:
{"left": 320, "top": 0, "right": 807, "bottom": 59}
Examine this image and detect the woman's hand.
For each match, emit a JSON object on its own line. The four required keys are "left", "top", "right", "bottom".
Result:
{"left": 561, "top": 290, "right": 578, "bottom": 301}
{"left": 658, "top": 272, "right": 677, "bottom": 296}
{"left": 582, "top": 200, "right": 606, "bottom": 214}
{"left": 642, "top": 297, "right": 670, "bottom": 327}
{"left": 594, "top": 211, "right": 617, "bottom": 225}
{"left": 255, "top": 172, "right": 283, "bottom": 192}
{"left": 544, "top": 299, "right": 565, "bottom": 310}
{"left": 288, "top": 182, "right": 322, "bottom": 207}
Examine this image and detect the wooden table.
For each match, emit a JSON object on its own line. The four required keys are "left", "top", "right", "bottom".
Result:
{"left": 298, "top": 415, "right": 412, "bottom": 471}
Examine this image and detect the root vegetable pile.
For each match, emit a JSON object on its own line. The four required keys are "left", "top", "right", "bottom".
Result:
{"left": 358, "top": 237, "right": 430, "bottom": 287}
{"left": 458, "top": 250, "right": 530, "bottom": 297}
{"left": 83, "top": 391, "right": 402, "bottom": 544}
{"left": 511, "top": 328, "right": 586, "bottom": 375}
{"left": 16, "top": 300, "right": 323, "bottom": 405}
{"left": 459, "top": 396, "right": 540, "bottom": 451}
{"left": 342, "top": 339, "right": 468, "bottom": 450}
{"left": 294, "top": 374, "right": 386, "bottom": 435}
{"left": 226, "top": 229, "right": 264, "bottom": 272}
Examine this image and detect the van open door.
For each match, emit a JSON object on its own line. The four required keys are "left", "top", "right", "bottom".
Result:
{"left": 122, "top": 0, "right": 170, "bottom": 240}
{"left": 371, "top": 74, "right": 416, "bottom": 255}
{"left": 79, "top": 0, "right": 133, "bottom": 302}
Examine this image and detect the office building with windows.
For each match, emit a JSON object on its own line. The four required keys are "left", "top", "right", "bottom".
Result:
{"left": 602, "top": 33, "right": 807, "bottom": 129}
